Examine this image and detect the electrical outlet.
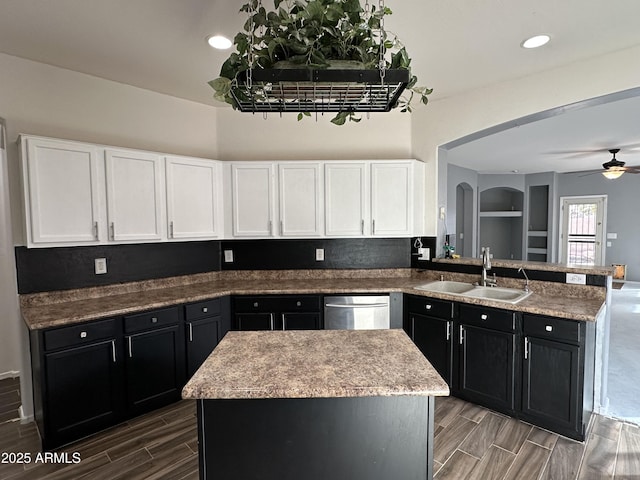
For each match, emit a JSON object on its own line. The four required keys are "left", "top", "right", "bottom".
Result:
{"left": 94, "top": 258, "right": 107, "bottom": 275}
{"left": 439, "top": 207, "right": 446, "bottom": 220}
{"left": 566, "top": 273, "right": 587, "bottom": 285}
{"left": 315, "top": 248, "right": 325, "bottom": 261}
{"left": 224, "top": 250, "right": 234, "bottom": 263}
{"left": 418, "top": 247, "right": 430, "bottom": 260}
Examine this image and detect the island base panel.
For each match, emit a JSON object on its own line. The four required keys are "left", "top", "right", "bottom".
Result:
{"left": 197, "top": 396, "right": 434, "bottom": 480}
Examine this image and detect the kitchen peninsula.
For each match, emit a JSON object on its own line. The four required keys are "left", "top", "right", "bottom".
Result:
{"left": 182, "top": 329, "right": 449, "bottom": 480}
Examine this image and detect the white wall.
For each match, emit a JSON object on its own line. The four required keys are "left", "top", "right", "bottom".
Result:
{"left": 216, "top": 108, "right": 412, "bottom": 161}
{"left": 412, "top": 44, "right": 640, "bottom": 237}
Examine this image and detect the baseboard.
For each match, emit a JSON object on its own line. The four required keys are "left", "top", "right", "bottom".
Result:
{"left": 18, "top": 405, "right": 34, "bottom": 424}
{"left": 0, "top": 370, "right": 19, "bottom": 380}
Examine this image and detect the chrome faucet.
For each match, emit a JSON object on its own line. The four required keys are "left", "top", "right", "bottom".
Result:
{"left": 481, "top": 247, "right": 497, "bottom": 287}
{"left": 518, "top": 267, "right": 530, "bottom": 292}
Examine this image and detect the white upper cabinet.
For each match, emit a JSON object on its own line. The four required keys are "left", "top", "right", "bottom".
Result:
{"left": 105, "top": 149, "right": 164, "bottom": 242}
{"left": 231, "top": 163, "right": 275, "bottom": 237}
{"left": 325, "top": 162, "right": 366, "bottom": 237}
{"left": 279, "top": 163, "right": 322, "bottom": 237}
{"left": 166, "top": 156, "right": 221, "bottom": 240}
{"left": 21, "top": 137, "right": 102, "bottom": 246}
{"left": 371, "top": 161, "right": 414, "bottom": 236}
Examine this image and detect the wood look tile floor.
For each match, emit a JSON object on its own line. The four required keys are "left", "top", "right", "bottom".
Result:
{"left": 1, "top": 377, "right": 640, "bottom": 479}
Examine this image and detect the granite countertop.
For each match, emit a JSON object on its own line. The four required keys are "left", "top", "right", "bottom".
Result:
{"left": 181, "top": 329, "right": 450, "bottom": 400}
{"left": 21, "top": 275, "right": 606, "bottom": 330}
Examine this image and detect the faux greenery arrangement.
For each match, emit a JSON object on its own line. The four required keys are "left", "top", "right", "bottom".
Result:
{"left": 209, "top": 0, "right": 432, "bottom": 125}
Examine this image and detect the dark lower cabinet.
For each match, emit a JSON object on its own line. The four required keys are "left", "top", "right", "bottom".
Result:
{"left": 522, "top": 337, "right": 579, "bottom": 429}
{"left": 455, "top": 304, "right": 518, "bottom": 415}
{"left": 520, "top": 313, "right": 594, "bottom": 440}
{"left": 457, "top": 324, "right": 516, "bottom": 413}
{"left": 185, "top": 298, "right": 231, "bottom": 378}
{"left": 233, "top": 295, "right": 322, "bottom": 331}
{"left": 31, "top": 318, "right": 125, "bottom": 450}
{"left": 125, "top": 324, "right": 185, "bottom": 415}
{"left": 43, "top": 338, "right": 124, "bottom": 450}
{"left": 405, "top": 296, "right": 454, "bottom": 384}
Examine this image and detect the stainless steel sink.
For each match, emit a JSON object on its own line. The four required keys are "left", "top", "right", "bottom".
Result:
{"left": 414, "top": 281, "right": 531, "bottom": 304}
{"left": 463, "top": 286, "right": 532, "bottom": 304}
{"left": 414, "top": 281, "right": 475, "bottom": 294}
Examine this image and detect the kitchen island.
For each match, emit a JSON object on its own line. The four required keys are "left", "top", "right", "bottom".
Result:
{"left": 182, "top": 329, "right": 449, "bottom": 480}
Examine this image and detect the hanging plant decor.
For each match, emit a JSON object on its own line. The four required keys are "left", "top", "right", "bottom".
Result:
{"left": 210, "top": 0, "right": 432, "bottom": 125}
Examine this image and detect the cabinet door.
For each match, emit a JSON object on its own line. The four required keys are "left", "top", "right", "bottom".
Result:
{"left": 410, "top": 314, "right": 452, "bottom": 385}
{"left": 325, "top": 163, "right": 366, "bottom": 236}
{"left": 235, "top": 313, "right": 275, "bottom": 331}
{"left": 282, "top": 312, "right": 321, "bottom": 330}
{"left": 186, "top": 317, "right": 221, "bottom": 378}
{"left": 370, "top": 162, "right": 413, "bottom": 236}
{"left": 43, "top": 339, "right": 123, "bottom": 449}
{"left": 279, "top": 163, "right": 322, "bottom": 236}
{"left": 105, "top": 149, "right": 164, "bottom": 242}
{"left": 166, "top": 156, "right": 220, "bottom": 240}
{"left": 522, "top": 336, "right": 581, "bottom": 433}
{"left": 23, "top": 137, "right": 102, "bottom": 245}
{"left": 125, "top": 324, "right": 185, "bottom": 415}
{"left": 231, "top": 163, "right": 275, "bottom": 237}
{"left": 458, "top": 324, "right": 516, "bottom": 413}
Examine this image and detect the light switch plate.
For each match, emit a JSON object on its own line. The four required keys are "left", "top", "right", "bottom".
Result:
{"left": 94, "top": 258, "right": 107, "bottom": 275}
{"left": 315, "top": 248, "right": 325, "bottom": 261}
{"left": 566, "top": 273, "right": 587, "bottom": 285}
{"left": 224, "top": 250, "right": 234, "bottom": 263}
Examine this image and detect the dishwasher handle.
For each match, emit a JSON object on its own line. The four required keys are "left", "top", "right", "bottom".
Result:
{"left": 325, "top": 303, "right": 389, "bottom": 308}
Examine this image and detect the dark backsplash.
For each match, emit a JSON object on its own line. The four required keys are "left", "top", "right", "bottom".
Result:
{"left": 15, "top": 237, "right": 437, "bottom": 294}
{"left": 15, "top": 241, "right": 221, "bottom": 294}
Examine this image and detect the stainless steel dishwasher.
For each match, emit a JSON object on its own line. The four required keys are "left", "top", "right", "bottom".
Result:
{"left": 324, "top": 295, "right": 390, "bottom": 330}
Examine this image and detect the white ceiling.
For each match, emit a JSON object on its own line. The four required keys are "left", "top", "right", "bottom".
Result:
{"left": 1, "top": 0, "right": 640, "bottom": 173}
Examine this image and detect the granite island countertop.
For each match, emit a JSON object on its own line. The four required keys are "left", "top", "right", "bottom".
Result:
{"left": 20, "top": 272, "right": 607, "bottom": 330}
{"left": 181, "top": 329, "right": 450, "bottom": 400}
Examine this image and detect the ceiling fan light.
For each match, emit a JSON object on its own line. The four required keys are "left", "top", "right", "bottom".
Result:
{"left": 602, "top": 168, "right": 624, "bottom": 180}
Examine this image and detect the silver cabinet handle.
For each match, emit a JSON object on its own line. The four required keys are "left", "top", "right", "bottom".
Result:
{"left": 446, "top": 322, "right": 451, "bottom": 341}
{"left": 282, "top": 313, "right": 286, "bottom": 331}
{"left": 280, "top": 221, "right": 284, "bottom": 236}
{"left": 151, "top": 317, "right": 158, "bottom": 324}
{"left": 127, "top": 336, "right": 132, "bottom": 358}
{"left": 93, "top": 221, "right": 99, "bottom": 240}
{"left": 268, "top": 220, "right": 273, "bottom": 236}
{"left": 459, "top": 325, "right": 464, "bottom": 345}
{"left": 188, "top": 322, "right": 193, "bottom": 342}
{"left": 269, "top": 313, "right": 274, "bottom": 330}
{"left": 111, "top": 340, "right": 116, "bottom": 363}
{"left": 170, "top": 221, "right": 174, "bottom": 238}
{"left": 203, "top": 307, "right": 208, "bottom": 313}
{"left": 411, "top": 316, "right": 415, "bottom": 340}
{"left": 79, "top": 331, "right": 88, "bottom": 339}
{"left": 481, "top": 314, "right": 488, "bottom": 320}
{"left": 361, "top": 219, "right": 365, "bottom": 235}
{"left": 110, "top": 222, "right": 115, "bottom": 240}
{"left": 372, "top": 219, "right": 376, "bottom": 235}
{"left": 524, "top": 337, "right": 529, "bottom": 360}
{"left": 545, "top": 325, "right": 553, "bottom": 332}
{"left": 425, "top": 304, "right": 432, "bottom": 310}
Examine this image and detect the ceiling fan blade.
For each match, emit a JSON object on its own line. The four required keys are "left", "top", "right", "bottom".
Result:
{"left": 544, "top": 143, "right": 640, "bottom": 157}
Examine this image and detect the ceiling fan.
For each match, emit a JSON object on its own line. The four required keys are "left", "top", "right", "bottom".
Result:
{"left": 594, "top": 149, "right": 640, "bottom": 179}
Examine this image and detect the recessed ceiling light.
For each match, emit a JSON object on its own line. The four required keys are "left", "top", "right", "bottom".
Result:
{"left": 521, "top": 34, "right": 550, "bottom": 49}
{"left": 207, "top": 35, "right": 232, "bottom": 50}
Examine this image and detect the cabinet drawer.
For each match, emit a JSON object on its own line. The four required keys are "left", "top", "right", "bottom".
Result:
{"left": 44, "top": 318, "right": 117, "bottom": 351}
{"left": 459, "top": 304, "right": 515, "bottom": 332}
{"left": 185, "top": 299, "right": 221, "bottom": 320}
{"left": 407, "top": 295, "right": 453, "bottom": 319}
{"left": 234, "top": 295, "right": 320, "bottom": 313}
{"left": 524, "top": 315, "right": 581, "bottom": 344}
{"left": 124, "top": 306, "right": 180, "bottom": 334}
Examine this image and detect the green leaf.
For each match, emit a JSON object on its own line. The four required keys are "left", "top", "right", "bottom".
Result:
{"left": 297, "top": 112, "right": 304, "bottom": 121}
{"left": 331, "top": 112, "right": 349, "bottom": 125}
{"left": 349, "top": 114, "right": 362, "bottom": 123}
{"left": 208, "top": 77, "right": 232, "bottom": 94}
{"left": 342, "top": 0, "right": 362, "bottom": 13}
{"left": 274, "top": 0, "right": 284, "bottom": 9}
